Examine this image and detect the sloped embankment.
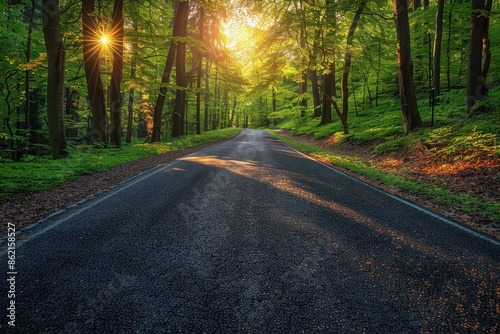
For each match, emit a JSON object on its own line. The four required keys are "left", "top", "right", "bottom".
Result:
{"left": 274, "top": 129, "right": 500, "bottom": 240}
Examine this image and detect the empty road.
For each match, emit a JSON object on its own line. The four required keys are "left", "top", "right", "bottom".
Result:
{"left": 2, "top": 129, "right": 499, "bottom": 333}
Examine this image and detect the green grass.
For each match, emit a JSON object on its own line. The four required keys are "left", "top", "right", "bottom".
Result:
{"left": 275, "top": 87, "right": 500, "bottom": 158}
{"left": 0, "top": 128, "right": 241, "bottom": 200}
{"left": 268, "top": 127, "right": 500, "bottom": 224}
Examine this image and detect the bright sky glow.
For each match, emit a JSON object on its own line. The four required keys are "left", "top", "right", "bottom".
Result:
{"left": 222, "top": 16, "right": 258, "bottom": 53}
{"left": 100, "top": 35, "right": 109, "bottom": 45}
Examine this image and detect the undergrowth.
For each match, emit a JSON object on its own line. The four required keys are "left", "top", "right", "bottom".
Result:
{"left": 269, "top": 130, "right": 500, "bottom": 224}
{"left": 275, "top": 88, "right": 499, "bottom": 159}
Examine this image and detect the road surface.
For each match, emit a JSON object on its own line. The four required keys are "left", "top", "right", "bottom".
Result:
{"left": 2, "top": 129, "right": 499, "bottom": 333}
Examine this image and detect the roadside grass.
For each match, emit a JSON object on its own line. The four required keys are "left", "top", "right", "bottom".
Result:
{"left": 270, "top": 130, "right": 500, "bottom": 224}
{"left": 268, "top": 87, "right": 500, "bottom": 224}
{"left": 0, "top": 128, "right": 241, "bottom": 201}
{"left": 274, "top": 88, "right": 500, "bottom": 159}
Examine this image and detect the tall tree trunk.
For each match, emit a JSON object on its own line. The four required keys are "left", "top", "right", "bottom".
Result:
{"left": 393, "top": 0, "right": 422, "bottom": 134}
{"left": 126, "top": 18, "right": 138, "bottom": 144}
{"left": 109, "top": 0, "right": 124, "bottom": 146}
{"left": 481, "top": 0, "right": 492, "bottom": 81}
{"left": 42, "top": 0, "right": 67, "bottom": 159}
{"left": 299, "top": 24, "right": 307, "bottom": 117}
{"left": 310, "top": 69, "right": 321, "bottom": 118}
{"left": 446, "top": 1, "right": 454, "bottom": 92}
{"left": 299, "top": 74, "right": 307, "bottom": 116}
{"left": 340, "top": 0, "right": 365, "bottom": 134}
{"left": 150, "top": 2, "right": 182, "bottom": 142}
{"left": 466, "top": 0, "right": 491, "bottom": 112}
{"left": 375, "top": 41, "right": 381, "bottom": 106}
{"left": 196, "top": 60, "right": 202, "bottom": 134}
{"left": 310, "top": 28, "right": 321, "bottom": 118}
{"left": 82, "top": 0, "right": 107, "bottom": 144}
{"left": 413, "top": 0, "right": 421, "bottom": 10}
{"left": 126, "top": 57, "right": 136, "bottom": 143}
{"left": 150, "top": 43, "right": 176, "bottom": 142}
{"left": 229, "top": 95, "right": 236, "bottom": 127}
{"left": 211, "top": 67, "right": 218, "bottom": 130}
{"left": 321, "top": 67, "right": 334, "bottom": 125}
{"left": 172, "top": 0, "right": 189, "bottom": 137}
{"left": 195, "top": 5, "right": 205, "bottom": 135}
{"left": 24, "top": 0, "right": 35, "bottom": 136}
{"left": 272, "top": 87, "right": 278, "bottom": 126}
{"left": 432, "top": 0, "right": 445, "bottom": 100}
{"left": 204, "top": 60, "right": 210, "bottom": 132}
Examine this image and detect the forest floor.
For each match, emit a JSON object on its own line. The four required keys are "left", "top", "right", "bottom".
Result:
{"left": 2, "top": 130, "right": 499, "bottom": 240}
{"left": 275, "top": 129, "right": 500, "bottom": 240}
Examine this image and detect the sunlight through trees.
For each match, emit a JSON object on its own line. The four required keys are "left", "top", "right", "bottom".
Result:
{"left": 0, "top": 0, "right": 498, "bottom": 160}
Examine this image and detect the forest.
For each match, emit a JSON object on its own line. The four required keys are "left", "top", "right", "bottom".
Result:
{"left": 0, "top": 0, "right": 498, "bottom": 201}
{"left": 0, "top": 0, "right": 496, "bottom": 155}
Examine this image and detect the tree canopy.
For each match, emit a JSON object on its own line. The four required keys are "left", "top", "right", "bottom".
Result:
{"left": 0, "top": 0, "right": 498, "bottom": 160}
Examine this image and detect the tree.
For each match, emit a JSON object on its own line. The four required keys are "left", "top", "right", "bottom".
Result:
{"left": 126, "top": 22, "right": 137, "bottom": 144}
{"left": 340, "top": 0, "right": 366, "bottom": 134}
{"left": 109, "top": 0, "right": 124, "bottom": 146}
{"left": 82, "top": 0, "right": 107, "bottom": 144}
{"left": 172, "top": 0, "right": 189, "bottom": 137}
{"left": 195, "top": 4, "right": 205, "bottom": 135}
{"left": 432, "top": 0, "right": 445, "bottom": 100}
{"left": 42, "top": 0, "right": 67, "bottom": 159}
{"left": 393, "top": 0, "right": 422, "bottom": 134}
{"left": 150, "top": 1, "right": 186, "bottom": 142}
{"left": 466, "top": 0, "right": 492, "bottom": 113}
{"left": 320, "top": 0, "right": 337, "bottom": 125}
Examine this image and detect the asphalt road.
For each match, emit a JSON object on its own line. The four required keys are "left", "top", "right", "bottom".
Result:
{"left": 2, "top": 129, "right": 499, "bottom": 333}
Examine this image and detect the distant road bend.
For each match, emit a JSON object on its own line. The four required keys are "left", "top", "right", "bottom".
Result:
{"left": 2, "top": 129, "right": 499, "bottom": 333}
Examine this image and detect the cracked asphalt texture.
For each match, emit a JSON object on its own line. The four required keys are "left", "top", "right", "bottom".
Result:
{"left": 2, "top": 129, "right": 499, "bottom": 333}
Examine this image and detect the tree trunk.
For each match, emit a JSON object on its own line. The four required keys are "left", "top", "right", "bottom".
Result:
{"left": 481, "top": 0, "right": 492, "bottom": 81}
{"left": 82, "top": 0, "right": 107, "bottom": 144}
{"left": 272, "top": 87, "right": 278, "bottom": 126}
{"left": 393, "top": 0, "right": 422, "bottom": 134}
{"left": 310, "top": 69, "right": 321, "bottom": 118}
{"left": 150, "top": 2, "right": 182, "bottom": 142}
{"left": 195, "top": 5, "right": 205, "bottom": 135}
{"left": 204, "top": 60, "right": 210, "bottom": 132}
{"left": 321, "top": 66, "right": 334, "bottom": 125}
{"left": 413, "top": 0, "right": 421, "bottom": 11}
{"left": 211, "top": 68, "right": 218, "bottom": 130}
{"left": 230, "top": 95, "right": 236, "bottom": 127}
{"left": 375, "top": 41, "right": 381, "bottom": 106}
{"left": 42, "top": 0, "right": 67, "bottom": 159}
{"left": 172, "top": 0, "right": 189, "bottom": 137}
{"left": 432, "top": 0, "right": 445, "bottom": 100}
{"left": 299, "top": 25, "right": 307, "bottom": 117}
{"left": 340, "top": 0, "right": 365, "bottom": 134}
{"left": 446, "top": 2, "right": 453, "bottom": 92}
{"left": 109, "top": 0, "right": 124, "bottom": 146}
{"left": 466, "top": 0, "right": 490, "bottom": 112}
{"left": 24, "top": 1, "right": 35, "bottom": 136}
{"left": 299, "top": 74, "right": 307, "bottom": 116}
{"left": 126, "top": 56, "right": 136, "bottom": 143}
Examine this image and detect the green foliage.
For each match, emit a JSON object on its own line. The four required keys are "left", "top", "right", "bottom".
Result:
{"left": 0, "top": 128, "right": 241, "bottom": 200}
{"left": 427, "top": 127, "right": 499, "bottom": 159}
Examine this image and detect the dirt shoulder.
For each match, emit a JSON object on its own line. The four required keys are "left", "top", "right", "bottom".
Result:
{"left": 275, "top": 129, "right": 500, "bottom": 240}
